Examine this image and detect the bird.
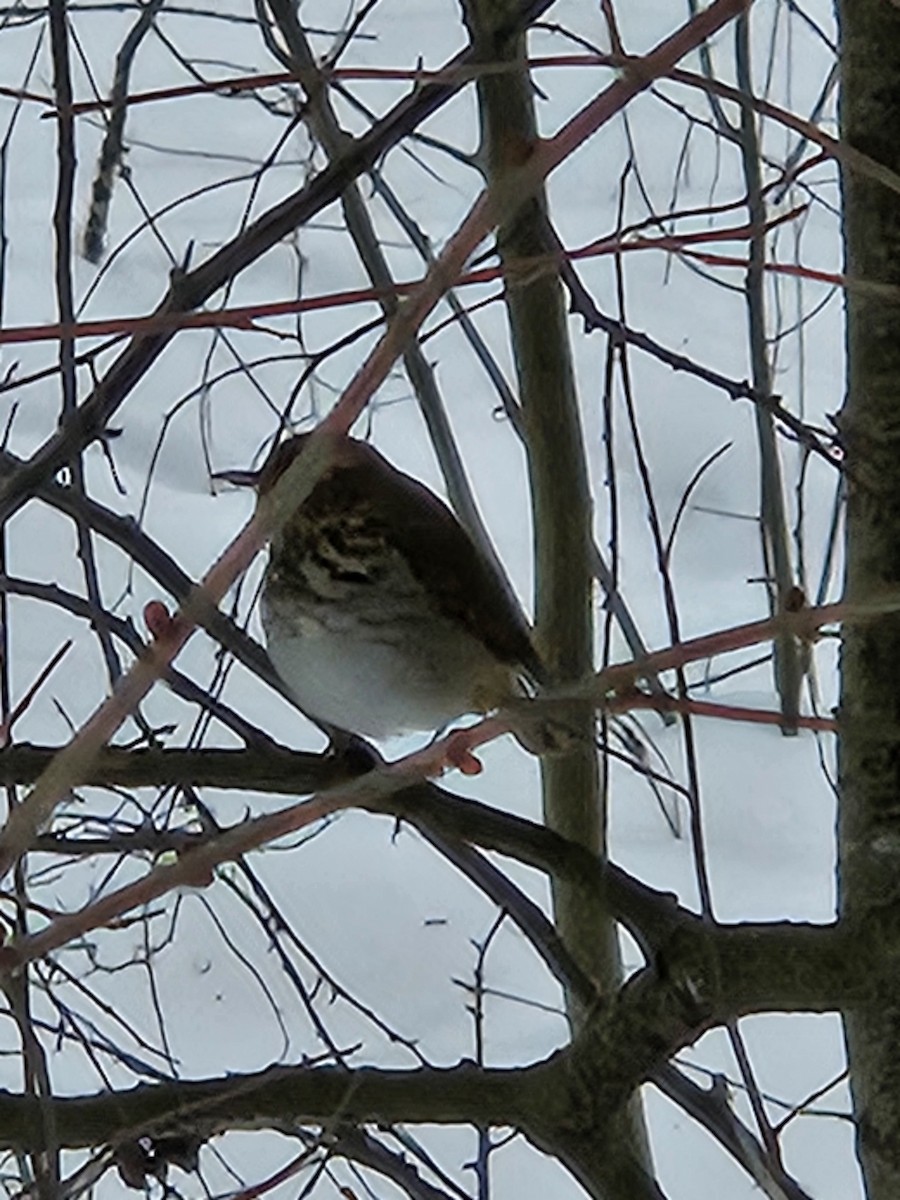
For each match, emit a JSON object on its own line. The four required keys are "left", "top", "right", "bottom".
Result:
{"left": 220, "top": 432, "right": 558, "bottom": 755}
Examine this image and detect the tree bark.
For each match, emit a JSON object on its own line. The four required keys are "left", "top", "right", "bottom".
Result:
{"left": 460, "top": 1, "right": 653, "bottom": 1191}
{"left": 839, "top": 2, "right": 900, "bottom": 1195}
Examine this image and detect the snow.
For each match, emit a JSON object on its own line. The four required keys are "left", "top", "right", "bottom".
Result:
{"left": 0, "top": 1, "right": 856, "bottom": 1197}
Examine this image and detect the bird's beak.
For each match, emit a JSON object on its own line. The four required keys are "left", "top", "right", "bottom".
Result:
{"left": 212, "top": 467, "right": 262, "bottom": 489}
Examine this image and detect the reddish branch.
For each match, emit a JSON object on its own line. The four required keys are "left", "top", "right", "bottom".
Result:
{"left": 0, "top": 593, "right": 861, "bottom": 974}
{"left": 0, "top": 0, "right": 560, "bottom": 526}
{"left": 0, "top": 0, "right": 751, "bottom": 886}
{"left": 0, "top": 208, "right": 805, "bottom": 347}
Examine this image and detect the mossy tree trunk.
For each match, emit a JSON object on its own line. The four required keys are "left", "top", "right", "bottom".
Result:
{"left": 460, "top": 2, "right": 654, "bottom": 1193}
{"left": 839, "top": 2, "right": 900, "bottom": 1195}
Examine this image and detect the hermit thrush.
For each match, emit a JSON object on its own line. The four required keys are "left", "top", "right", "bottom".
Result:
{"left": 221, "top": 433, "right": 555, "bottom": 752}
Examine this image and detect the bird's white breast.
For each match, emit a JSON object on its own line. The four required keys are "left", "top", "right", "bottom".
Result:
{"left": 262, "top": 588, "right": 514, "bottom": 740}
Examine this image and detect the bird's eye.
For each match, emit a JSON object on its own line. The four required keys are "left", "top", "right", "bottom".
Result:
{"left": 332, "top": 567, "right": 374, "bottom": 585}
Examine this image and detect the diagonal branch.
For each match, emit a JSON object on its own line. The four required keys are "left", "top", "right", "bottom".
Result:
{"left": 0, "top": 0, "right": 558, "bottom": 526}
{"left": 0, "top": 0, "right": 753, "bottom": 885}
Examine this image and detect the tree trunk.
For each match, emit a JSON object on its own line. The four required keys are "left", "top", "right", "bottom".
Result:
{"left": 839, "top": 2, "right": 900, "bottom": 1195}
{"left": 461, "top": 2, "right": 653, "bottom": 1193}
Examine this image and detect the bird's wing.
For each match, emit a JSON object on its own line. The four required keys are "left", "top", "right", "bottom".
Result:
{"left": 336, "top": 441, "right": 545, "bottom": 682}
